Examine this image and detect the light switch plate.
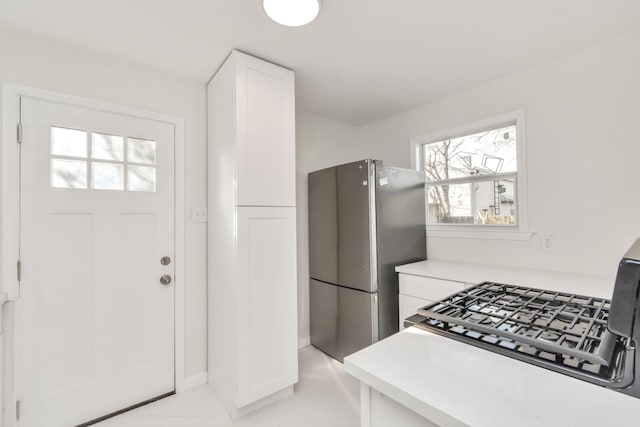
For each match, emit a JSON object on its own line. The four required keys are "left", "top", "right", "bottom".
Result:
{"left": 191, "top": 208, "right": 208, "bottom": 223}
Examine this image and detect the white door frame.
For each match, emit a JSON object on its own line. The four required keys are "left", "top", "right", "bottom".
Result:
{"left": 1, "top": 82, "right": 186, "bottom": 426}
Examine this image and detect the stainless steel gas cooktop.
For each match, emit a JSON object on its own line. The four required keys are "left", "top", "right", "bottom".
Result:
{"left": 405, "top": 239, "right": 640, "bottom": 398}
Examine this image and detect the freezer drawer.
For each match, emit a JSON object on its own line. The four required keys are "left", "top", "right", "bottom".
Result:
{"left": 309, "top": 279, "right": 376, "bottom": 362}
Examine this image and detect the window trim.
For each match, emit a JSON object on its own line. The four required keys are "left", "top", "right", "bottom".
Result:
{"left": 410, "top": 110, "right": 533, "bottom": 241}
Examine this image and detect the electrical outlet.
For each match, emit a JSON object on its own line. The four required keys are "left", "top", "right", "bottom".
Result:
{"left": 541, "top": 234, "right": 554, "bottom": 252}
{"left": 191, "top": 208, "right": 208, "bottom": 223}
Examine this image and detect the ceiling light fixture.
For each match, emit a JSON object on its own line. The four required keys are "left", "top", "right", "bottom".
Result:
{"left": 263, "top": 0, "right": 320, "bottom": 27}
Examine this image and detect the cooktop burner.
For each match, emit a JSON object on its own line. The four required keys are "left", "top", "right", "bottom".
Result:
{"left": 406, "top": 281, "right": 633, "bottom": 388}
{"left": 416, "top": 282, "right": 617, "bottom": 365}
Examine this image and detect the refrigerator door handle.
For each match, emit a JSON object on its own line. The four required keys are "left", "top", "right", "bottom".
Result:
{"left": 368, "top": 160, "right": 379, "bottom": 293}
{"left": 371, "top": 292, "right": 379, "bottom": 344}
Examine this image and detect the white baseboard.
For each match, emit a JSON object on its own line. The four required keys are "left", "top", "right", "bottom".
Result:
{"left": 227, "top": 385, "right": 293, "bottom": 419}
{"left": 298, "top": 336, "right": 310, "bottom": 349}
{"left": 184, "top": 372, "right": 208, "bottom": 390}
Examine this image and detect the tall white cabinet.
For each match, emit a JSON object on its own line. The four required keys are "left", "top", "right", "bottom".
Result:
{"left": 207, "top": 50, "right": 298, "bottom": 416}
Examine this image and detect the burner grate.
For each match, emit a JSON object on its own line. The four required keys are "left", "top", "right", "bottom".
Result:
{"left": 417, "top": 282, "right": 617, "bottom": 366}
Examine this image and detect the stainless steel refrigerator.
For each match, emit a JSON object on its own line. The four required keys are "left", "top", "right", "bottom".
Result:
{"left": 308, "top": 159, "right": 426, "bottom": 362}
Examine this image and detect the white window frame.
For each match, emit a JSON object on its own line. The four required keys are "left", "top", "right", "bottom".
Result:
{"left": 410, "top": 110, "right": 533, "bottom": 241}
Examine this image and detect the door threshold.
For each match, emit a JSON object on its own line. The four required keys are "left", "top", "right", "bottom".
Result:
{"left": 75, "top": 391, "right": 176, "bottom": 426}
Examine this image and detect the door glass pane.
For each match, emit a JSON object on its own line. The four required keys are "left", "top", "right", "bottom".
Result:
{"left": 128, "top": 138, "right": 156, "bottom": 164}
{"left": 51, "top": 127, "right": 87, "bottom": 157}
{"left": 128, "top": 166, "right": 156, "bottom": 192}
{"left": 51, "top": 159, "right": 87, "bottom": 189}
{"left": 92, "top": 133, "right": 124, "bottom": 161}
{"left": 92, "top": 163, "right": 124, "bottom": 190}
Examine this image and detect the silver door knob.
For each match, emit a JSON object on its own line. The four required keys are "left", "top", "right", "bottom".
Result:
{"left": 160, "top": 275, "right": 172, "bottom": 285}
{"left": 161, "top": 256, "right": 171, "bottom": 265}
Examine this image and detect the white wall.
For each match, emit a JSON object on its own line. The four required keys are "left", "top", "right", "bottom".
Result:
{"left": 356, "top": 30, "right": 640, "bottom": 279}
{"left": 0, "top": 29, "right": 208, "bottom": 378}
{"left": 295, "top": 113, "right": 359, "bottom": 345}
{"left": 4, "top": 22, "right": 638, "bottom": 381}
{"left": 0, "top": 28, "right": 368, "bottom": 384}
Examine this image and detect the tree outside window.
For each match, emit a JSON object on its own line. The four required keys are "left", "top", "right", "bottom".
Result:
{"left": 422, "top": 124, "right": 518, "bottom": 226}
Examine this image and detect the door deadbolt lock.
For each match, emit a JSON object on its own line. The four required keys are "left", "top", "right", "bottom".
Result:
{"left": 160, "top": 256, "right": 171, "bottom": 265}
{"left": 160, "top": 275, "right": 172, "bottom": 285}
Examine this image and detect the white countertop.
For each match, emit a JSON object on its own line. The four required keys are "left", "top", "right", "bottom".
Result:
{"left": 396, "top": 259, "right": 615, "bottom": 299}
{"left": 345, "top": 328, "right": 640, "bottom": 427}
{"left": 342, "top": 261, "right": 637, "bottom": 425}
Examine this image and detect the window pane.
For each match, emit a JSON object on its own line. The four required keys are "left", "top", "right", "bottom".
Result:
{"left": 51, "top": 127, "right": 87, "bottom": 157}
{"left": 92, "top": 133, "right": 124, "bottom": 161}
{"left": 427, "top": 179, "right": 516, "bottom": 225}
{"left": 128, "top": 166, "right": 156, "bottom": 192}
{"left": 92, "top": 163, "right": 124, "bottom": 190}
{"left": 423, "top": 125, "right": 516, "bottom": 182}
{"left": 128, "top": 138, "right": 156, "bottom": 164}
{"left": 51, "top": 159, "right": 87, "bottom": 189}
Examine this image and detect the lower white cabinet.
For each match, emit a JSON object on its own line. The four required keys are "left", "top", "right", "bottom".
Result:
{"left": 236, "top": 207, "right": 298, "bottom": 407}
{"left": 399, "top": 294, "right": 430, "bottom": 329}
{"left": 362, "top": 385, "right": 440, "bottom": 427}
{"left": 209, "top": 206, "right": 298, "bottom": 416}
{"left": 399, "top": 274, "right": 466, "bottom": 301}
{"left": 398, "top": 273, "right": 468, "bottom": 329}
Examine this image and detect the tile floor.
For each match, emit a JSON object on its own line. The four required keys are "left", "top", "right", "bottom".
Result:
{"left": 97, "top": 346, "right": 360, "bottom": 427}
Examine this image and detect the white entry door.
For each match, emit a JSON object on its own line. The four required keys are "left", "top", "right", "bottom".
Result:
{"left": 17, "top": 97, "right": 175, "bottom": 427}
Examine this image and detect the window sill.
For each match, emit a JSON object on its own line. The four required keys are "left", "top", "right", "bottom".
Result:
{"left": 426, "top": 228, "right": 535, "bottom": 241}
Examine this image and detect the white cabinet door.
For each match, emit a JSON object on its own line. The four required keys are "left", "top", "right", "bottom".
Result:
{"left": 399, "top": 295, "right": 431, "bottom": 330}
{"left": 235, "top": 206, "right": 298, "bottom": 407}
{"left": 399, "top": 274, "right": 465, "bottom": 301}
{"left": 235, "top": 52, "right": 295, "bottom": 207}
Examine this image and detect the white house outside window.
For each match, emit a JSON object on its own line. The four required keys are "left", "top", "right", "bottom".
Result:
{"left": 413, "top": 111, "right": 530, "bottom": 239}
